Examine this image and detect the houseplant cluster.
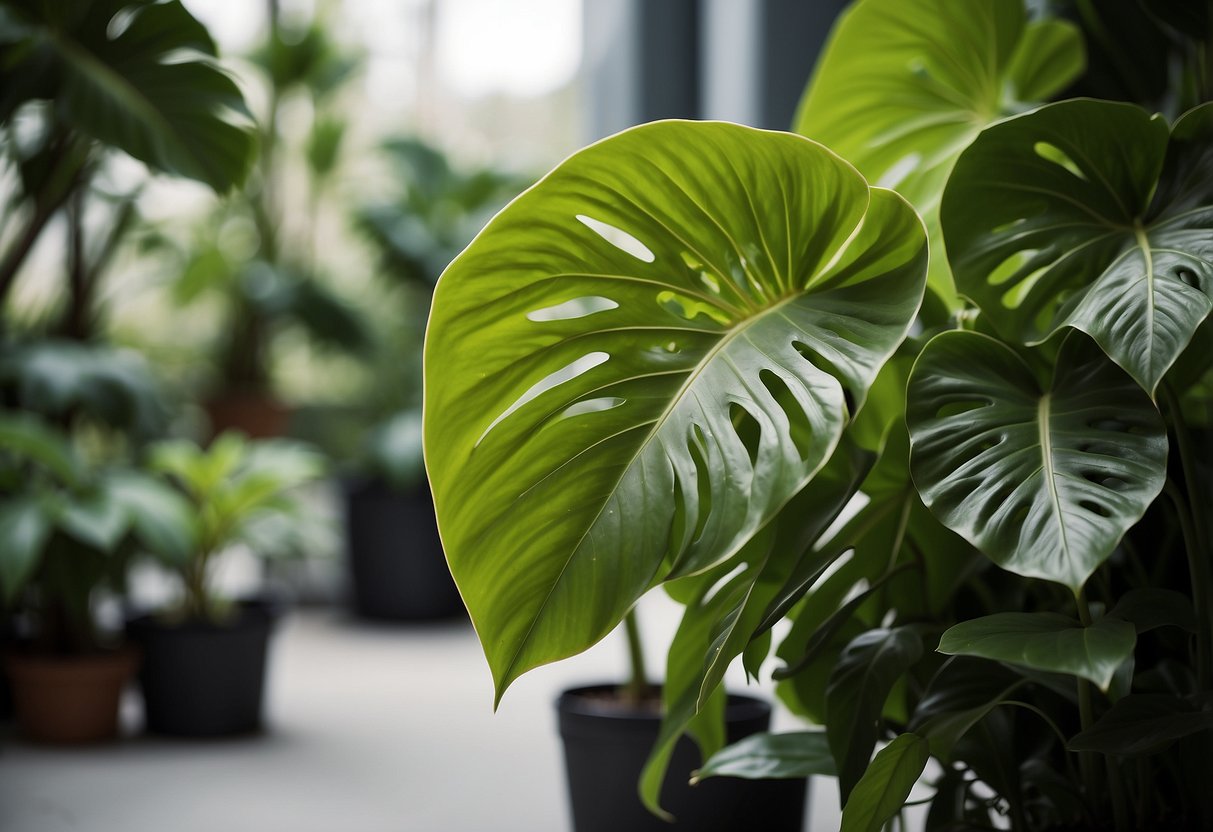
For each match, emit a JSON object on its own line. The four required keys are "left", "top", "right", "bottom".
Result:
{"left": 0, "top": 0, "right": 519, "bottom": 745}
{"left": 424, "top": 0, "right": 1213, "bottom": 829}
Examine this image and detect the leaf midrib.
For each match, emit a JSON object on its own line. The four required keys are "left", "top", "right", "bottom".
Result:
{"left": 497, "top": 291, "right": 807, "bottom": 691}
{"left": 1037, "top": 392, "right": 1070, "bottom": 559}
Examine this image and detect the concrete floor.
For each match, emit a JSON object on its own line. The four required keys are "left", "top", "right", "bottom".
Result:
{"left": 0, "top": 595, "right": 846, "bottom": 832}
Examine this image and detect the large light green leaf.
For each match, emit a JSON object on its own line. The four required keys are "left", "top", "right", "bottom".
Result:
{"left": 794, "top": 0, "right": 1084, "bottom": 304}
{"left": 693, "top": 731, "right": 836, "bottom": 782}
{"left": 424, "top": 120, "right": 927, "bottom": 699}
{"left": 907, "top": 331, "right": 1167, "bottom": 590}
{"left": 938, "top": 612, "right": 1136, "bottom": 691}
{"left": 840, "top": 733, "right": 930, "bottom": 832}
{"left": 943, "top": 100, "right": 1213, "bottom": 394}
{"left": 2, "top": 1, "right": 253, "bottom": 190}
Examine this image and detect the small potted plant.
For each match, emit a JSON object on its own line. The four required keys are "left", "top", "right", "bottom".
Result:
{"left": 0, "top": 413, "right": 190, "bottom": 743}
{"left": 339, "top": 137, "right": 525, "bottom": 620}
{"left": 128, "top": 432, "right": 324, "bottom": 736}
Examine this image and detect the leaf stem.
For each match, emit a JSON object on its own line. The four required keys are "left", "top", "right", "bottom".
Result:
{"left": 1074, "top": 591, "right": 1101, "bottom": 817}
{"left": 1160, "top": 383, "right": 1212, "bottom": 689}
{"left": 622, "top": 608, "right": 650, "bottom": 705}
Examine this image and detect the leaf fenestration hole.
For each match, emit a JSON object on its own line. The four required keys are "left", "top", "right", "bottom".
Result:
{"left": 729, "top": 402, "right": 763, "bottom": 466}
{"left": 988, "top": 249, "right": 1040, "bottom": 287}
{"left": 1079, "top": 499, "right": 1111, "bottom": 518}
{"left": 527, "top": 296, "right": 619, "bottom": 322}
{"left": 791, "top": 340, "right": 856, "bottom": 418}
{"left": 575, "top": 214, "right": 655, "bottom": 263}
{"left": 758, "top": 369, "right": 814, "bottom": 460}
{"left": 558, "top": 396, "right": 625, "bottom": 421}
{"left": 688, "top": 424, "right": 714, "bottom": 544}
{"left": 1001, "top": 264, "right": 1050, "bottom": 310}
{"left": 1175, "top": 267, "right": 1199, "bottom": 289}
{"left": 1034, "top": 141, "right": 1089, "bottom": 182}
{"left": 657, "top": 290, "right": 732, "bottom": 325}
{"left": 475, "top": 351, "right": 609, "bottom": 446}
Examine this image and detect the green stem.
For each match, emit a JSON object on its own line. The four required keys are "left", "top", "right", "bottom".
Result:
{"left": 1105, "top": 756, "right": 1130, "bottom": 832}
{"left": 1161, "top": 383, "right": 1212, "bottom": 689}
{"left": 1074, "top": 593, "right": 1101, "bottom": 810}
{"left": 622, "top": 608, "right": 649, "bottom": 705}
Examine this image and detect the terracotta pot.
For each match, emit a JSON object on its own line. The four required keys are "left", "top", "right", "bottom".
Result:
{"left": 203, "top": 391, "right": 290, "bottom": 439}
{"left": 4, "top": 648, "right": 139, "bottom": 744}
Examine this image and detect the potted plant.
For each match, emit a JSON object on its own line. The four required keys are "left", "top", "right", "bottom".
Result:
{"left": 422, "top": 0, "right": 1212, "bottom": 829}
{"left": 0, "top": 0, "right": 253, "bottom": 318}
{"left": 145, "top": 4, "right": 370, "bottom": 439}
{"left": 339, "top": 137, "right": 525, "bottom": 620}
{"left": 128, "top": 432, "right": 324, "bottom": 736}
{"left": 0, "top": 413, "right": 191, "bottom": 743}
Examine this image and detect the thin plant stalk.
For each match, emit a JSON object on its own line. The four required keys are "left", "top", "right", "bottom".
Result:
{"left": 622, "top": 608, "right": 650, "bottom": 706}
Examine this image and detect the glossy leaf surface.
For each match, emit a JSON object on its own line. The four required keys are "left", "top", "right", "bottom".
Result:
{"left": 425, "top": 120, "right": 927, "bottom": 699}
{"left": 639, "top": 442, "right": 870, "bottom": 815}
{"left": 938, "top": 612, "right": 1136, "bottom": 691}
{"left": 827, "top": 627, "right": 923, "bottom": 800}
{"left": 795, "top": 0, "right": 1083, "bottom": 303}
{"left": 693, "top": 731, "right": 835, "bottom": 782}
{"left": 840, "top": 733, "right": 929, "bottom": 832}
{"left": 943, "top": 101, "right": 1213, "bottom": 393}
{"left": 908, "top": 331, "right": 1167, "bottom": 590}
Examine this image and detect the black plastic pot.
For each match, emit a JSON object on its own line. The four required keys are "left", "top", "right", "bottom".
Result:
{"left": 128, "top": 601, "right": 276, "bottom": 737}
{"left": 557, "top": 685, "right": 807, "bottom": 832}
{"left": 343, "top": 477, "right": 464, "bottom": 620}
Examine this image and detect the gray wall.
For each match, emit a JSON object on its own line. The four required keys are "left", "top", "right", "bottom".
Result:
{"left": 583, "top": 0, "right": 848, "bottom": 139}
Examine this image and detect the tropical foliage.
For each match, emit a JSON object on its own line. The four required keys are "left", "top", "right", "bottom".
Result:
{"left": 424, "top": 0, "right": 1213, "bottom": 828}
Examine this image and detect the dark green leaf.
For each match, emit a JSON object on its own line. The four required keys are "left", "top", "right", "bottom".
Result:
{"left": 58, "top": 485, "right": 130, "bottom": 552}
{"left": 910, "top": 657, "right": 1025, "bottom": 761}
{"left": 693, "top": 731, "right": 835, "bottom": 782}
{"left": 840, "top": 733, "right": 930, "bottom": 832}
{"left": 5, "top": 0, "right": 255, "bottom": 190}
{"left": 1109, "top": 588, "right": 1198, "bottom": 634}
{"left": 1069, "top": 694, "right": 1213, "bottom": 756}
{"left": 795, "top": 0, "right": 1084, "bottom": 305}
{"left": 938, "top": 612, "right": 1136, "bottom": 691}
{"left": 0, "top": 494, "right": 51, "bottom": 602}
{"left": 826, "top": 627, "right": 923, "bottom": 801}
{"left": 907, "top": 331, "right": 1167, "bottom": 591}
{"left": 943, "top": 100, "right": 1213, "bottom": 393}
{"left": 0, "top": 412, "right": 81, "bottom": 486}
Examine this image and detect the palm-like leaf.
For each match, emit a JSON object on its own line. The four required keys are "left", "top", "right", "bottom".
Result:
{"left": 424, "top": 120, "right": 927, "bottom": 699}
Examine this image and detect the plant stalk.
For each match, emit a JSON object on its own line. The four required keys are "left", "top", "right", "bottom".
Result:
{"left": 1161, "top": 383, "right": 1212, "bottom": 689}
{"left": 1074, "top": 594, "right": 1101, "bottom": 812}
{"left": 622, "top": 608, "right": 649, "bottom": 705}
